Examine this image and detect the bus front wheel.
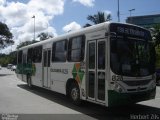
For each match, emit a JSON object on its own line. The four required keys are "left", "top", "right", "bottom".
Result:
{"left": 70, "top": 82, "right": 81, "bottom": 105}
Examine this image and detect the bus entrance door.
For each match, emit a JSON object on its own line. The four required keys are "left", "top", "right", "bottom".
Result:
{"left": 87, "top": 39, "right": 106, "bottom": 103}
{"left": 43, "top": 49, "right": 51, "bottom": 88}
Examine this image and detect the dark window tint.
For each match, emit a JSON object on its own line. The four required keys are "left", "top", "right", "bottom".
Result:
{"left": 98, "top": 41, "right": 105, "bottom": 69}
{"left": 27, "top": 48, "right": 33, "bottom": 63}
{"left": 68, "top": 35, "right": 85, "bottom": 62}
{"left": 32, "top": 46, "right": 42, "bottom": 63}
{"left": 23, "top": 54, "right": 27, "bottom": 64}
{"left": 110, "top": 36, "right": 154, "bottom": 77}
{"left": 52, "top": 40, "right": 67, "bottom": 62}
{"left": 48, "top": 50, "right": 51, "bottom": 66}
{"left": 43, "top": 51, "right": 47, "bottom": 67}
{"left": 98, "top": 72, "right": 105, "bottom": 100}
{"left": 18, "top": 51, "right": 23, "bottom": 64}
{"left": 89, "top": 42, "right": 95, "bottom": 69}
{"left": 88, "top": 72, "right": 95, "bottom": 98}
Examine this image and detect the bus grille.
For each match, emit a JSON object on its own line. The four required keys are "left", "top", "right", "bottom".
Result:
{"left": 123, "top": 79, "right": 151, "bottom": 86}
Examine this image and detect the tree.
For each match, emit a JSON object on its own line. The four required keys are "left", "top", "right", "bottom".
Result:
{"left": 16, "top": 32, "right": 54, "bottom": 49}
{"left": 152, "top": 24, "right": 160, "bottom": 47}
{"left": 150, "top": 24, "right": 160, "bottom": 69}
{"left": 37, "top": 32, "right": 53, "bottom": 41}
{"left": 17, "top": 40, "right": 38, "bottom": 49}
{"left": 0, "top": 22, "right": 13, "bottom": 49}
{"left": 84, "top": 11, "right": 112, "bottom": 27}
{"left": 0, "top": 51, "right": 16, "bottom": 67}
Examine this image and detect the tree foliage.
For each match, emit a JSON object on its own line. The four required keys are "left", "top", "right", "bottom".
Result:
{"left": 37, "top": 32, "right": 54, "bottom": 41}
{"left": 0, "top": 22, "right": 13, "bottom": 49}
{"left": 16, "top": 32, "right": 54, "bottom": 49}
{"left": 151, "top": 24, "right": 160, "bottom": 69}
{"left": 84, "top": 11, "right": 112, "bottom": 27}
{"left": 152, "top": 24, "right": 160, "bottom": 47}
{"left": 17, "top": 40, "right": 38, "bottom": 49}
{"left": 0, "top": 52, "right": 16, "bottom": 67}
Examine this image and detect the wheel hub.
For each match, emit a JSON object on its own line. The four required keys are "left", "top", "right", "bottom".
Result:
{"left": 71, "top": 88, "right": 78, "bottom": 100}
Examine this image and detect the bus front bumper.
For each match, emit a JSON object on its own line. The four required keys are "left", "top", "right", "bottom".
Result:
{"left": 108, "top": 88, "right": 156, "bottom": 107}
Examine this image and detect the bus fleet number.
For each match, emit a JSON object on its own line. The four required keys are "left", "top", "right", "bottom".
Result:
{"left": 112, "top": 75, "right": 123, "bottom": 81}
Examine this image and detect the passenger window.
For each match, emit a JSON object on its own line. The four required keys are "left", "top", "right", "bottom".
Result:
{"left": 52, "top": 40, "right": 67, "bottom": 62}
{"left": 98, "top": 41, "right": 105, "bottom": 69}
{"left": 18, "top": 51, "right": 23, "bottom": 64}
{"left": 32, "top": 46, "right": 42, "bottom": 63}
{"left": 27, "top": 48, "right": 33, "bottom": 63}
{"left": 23, "top": 54, "right": 27, "bottom": 64}
{"left": 68, "top": 35, "right": 85, "bottom": 62}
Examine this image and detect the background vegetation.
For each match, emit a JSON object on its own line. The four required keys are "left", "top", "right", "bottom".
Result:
{"left": 0, "top": 52, "right": 16, "bottom": 67}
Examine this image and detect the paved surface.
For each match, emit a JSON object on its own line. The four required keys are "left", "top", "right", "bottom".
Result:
{"left": 0, "top": 68, "right": 160, "bottom": 120}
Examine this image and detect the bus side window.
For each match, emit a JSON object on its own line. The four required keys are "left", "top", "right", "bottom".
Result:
{"left": 68, "top": 35, "right": 85, "bottom": 62}
{"left": 18, "top": 51, "right": 23, "bottom": 64}
{"left": 32, "top": 46, "right": 42, "bottom": 63}
{"left": 27, "top": 48, "right": 33, "bottom": 63}
{"left": 23, "top": 54, "right": 27, "bottom": 64}
{"left": 52, "top": 40, "right": 67, "bottom": 62}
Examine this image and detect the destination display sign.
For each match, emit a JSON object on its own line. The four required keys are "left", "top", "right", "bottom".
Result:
{"left": 117, "top": 26, "right": 145, "bottom": 37}
{"left": 110, "top": 23, "right": 150, "bottom": 39}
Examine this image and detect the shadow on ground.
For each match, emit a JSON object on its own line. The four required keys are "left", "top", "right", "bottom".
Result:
{"left": 17, "top": 84, "right": 160, "bottom": 120}
{"left": 0, "top": 74, "right": 14, "bottom": 77}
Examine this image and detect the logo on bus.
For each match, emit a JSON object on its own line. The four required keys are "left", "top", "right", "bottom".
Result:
{"left": 72, "top": 63, "right": 84, "bottom": 84}
{"left": 50, "top": 68, "right": 68, "bottom": 74}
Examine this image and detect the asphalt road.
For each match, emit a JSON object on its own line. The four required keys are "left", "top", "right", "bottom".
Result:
{"left": 0, "top": 68, "right": 160, "bottom": 120}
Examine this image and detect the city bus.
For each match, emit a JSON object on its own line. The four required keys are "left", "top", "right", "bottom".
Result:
{"left": 16, "top": 22, "right": 156, "bottom": 107}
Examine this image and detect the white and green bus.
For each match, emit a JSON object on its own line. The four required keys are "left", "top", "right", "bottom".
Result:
{"left": 16, "top": 22, "right": 156, "bottom": 107}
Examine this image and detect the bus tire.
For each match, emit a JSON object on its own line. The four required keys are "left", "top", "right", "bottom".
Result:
{"left": 69, "top": 82, "right": 81, "bottom": 105}
{"left": 27, "top": 76, "right": 33, "bottom": 89}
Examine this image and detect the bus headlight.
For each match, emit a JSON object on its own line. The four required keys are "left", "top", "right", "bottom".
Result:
{"left": 114, "top": 83, "right": 125, "bottom": 93}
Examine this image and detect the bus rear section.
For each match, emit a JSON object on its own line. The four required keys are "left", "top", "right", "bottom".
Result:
{"left": 108, "top": 23, "right": 156, "bottom": 106}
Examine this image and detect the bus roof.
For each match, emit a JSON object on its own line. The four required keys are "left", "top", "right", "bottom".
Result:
{"left": 17, "top": 22, "right": 149, "bottom": 51}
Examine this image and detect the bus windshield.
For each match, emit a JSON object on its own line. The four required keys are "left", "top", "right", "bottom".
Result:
{"left": 109, "top": 23, "right": 155, "bottom": 77}
{"left": 110, "top": 36, "right": 155, "bottom": 77}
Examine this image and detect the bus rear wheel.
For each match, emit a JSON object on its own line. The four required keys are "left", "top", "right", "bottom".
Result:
{"left": 69, "top": 82, "right": 81, "bottom": 105}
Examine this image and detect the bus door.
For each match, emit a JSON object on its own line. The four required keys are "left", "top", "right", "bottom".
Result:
{"left": 87, "top": 39, "right": 106, "bottom": 103}
{"left": 43, "top": 49, "right": 51, "bottom": 88}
